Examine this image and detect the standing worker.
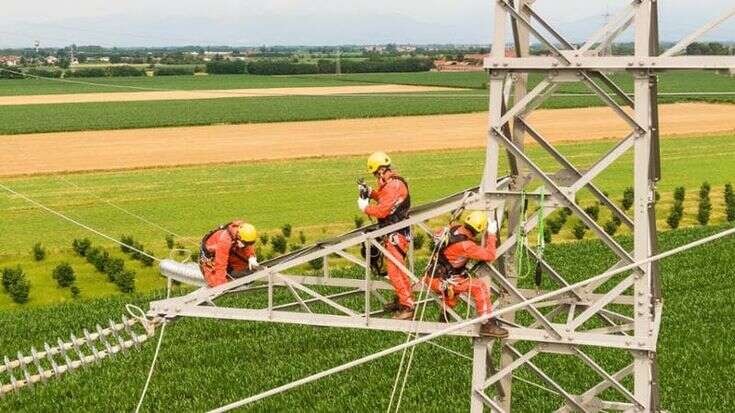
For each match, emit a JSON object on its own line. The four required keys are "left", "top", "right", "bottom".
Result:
{"left": 199, "top": 220, "right": 261, "bottom": 287}
{"left": 424, "top": 211, "right": 508, "bottom": 338}
{"left": 358, "top": 152, "right": 415, "bottom": 320}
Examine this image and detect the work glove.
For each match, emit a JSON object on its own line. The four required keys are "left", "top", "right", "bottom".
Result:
{"left": 487, "top": 220, "right": 498, "bottom": 235}
{"left": 358, "top": 197, "right": 369, "bottom": 212}
{"left": 248, "top": 256, "right": 261, "bottom": 270}
{"left": 357, "top": 180, "right": 372, "bottom": 200}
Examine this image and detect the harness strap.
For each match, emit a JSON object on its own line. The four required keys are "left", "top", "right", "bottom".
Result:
{"left": 199, "top": 222, "right": 234, "bottom": 259}
{"left": 377, "top": 175, "right": 411, "bottom": 231}
{"left": 435, "top": 225, "right": 471, "bottom": 278}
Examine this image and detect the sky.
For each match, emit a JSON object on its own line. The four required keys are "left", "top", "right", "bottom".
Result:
{"left": 1, "top": 0, "right": 734, "bottom": 48}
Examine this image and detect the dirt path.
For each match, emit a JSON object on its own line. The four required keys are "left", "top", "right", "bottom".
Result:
{"left": 1, "top": 103, "right": 733, "bottom": 177}
{"left": 0, "top": 84, "right": 458, "bottom": 106}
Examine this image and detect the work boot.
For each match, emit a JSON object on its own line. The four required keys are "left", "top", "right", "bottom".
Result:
{"left": 383, "top": 297, "right": 401, "bottom": 313}
{"left": 392, "top": 306, "right": 415, "bottom": 320}
{"left": 479, "top": 319, "right": 509, "bottom": 339}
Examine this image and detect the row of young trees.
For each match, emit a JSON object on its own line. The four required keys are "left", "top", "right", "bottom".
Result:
{"left": 73, "top": 238, "right": 136, "bottom": 293}
{"left": 666, "top": 182, "right": 735, "bottom": 229}
{"left": 546, "top": 183, "right": 735, "bottom": 242}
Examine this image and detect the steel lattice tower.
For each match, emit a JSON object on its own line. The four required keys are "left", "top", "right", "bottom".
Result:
{"left": 145, "top": 2, "right": 735, "bottom": 412}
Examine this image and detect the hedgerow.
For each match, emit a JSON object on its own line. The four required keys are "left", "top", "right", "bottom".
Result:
{"left": 154, "top": 66, "right": 195, "bottom": 76}
{"left": 84, "top": 242, "right": 136, "bottom": 293}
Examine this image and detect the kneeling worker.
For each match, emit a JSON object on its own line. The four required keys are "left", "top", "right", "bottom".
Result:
{"left": 424, "top": 211, "right": 508, "bottom": 338}
{"left": 199, "top": 220, "right": 261, "bottom": 287}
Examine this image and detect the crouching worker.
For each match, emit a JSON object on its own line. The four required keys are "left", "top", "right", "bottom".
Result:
{"left": 423, "top": 211, "right": 508, "bottom": 338}
{"left": 199, "top": 220, "right": 261, "bottom": 287}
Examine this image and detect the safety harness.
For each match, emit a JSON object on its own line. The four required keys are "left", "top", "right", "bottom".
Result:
{"left": 199, "top": 222, "right": 235, "bottom": 260}
{"left": 199, "top": 222, "right": 256, "bottom": 278}
{"left": 434, "top": 225, "right": 472, "bottom": 279}
{"left": 377, "top": 175, "right": 411, "bottom": 235}
{"left": 360, "top": 175, "right": 412, "bottom": 276}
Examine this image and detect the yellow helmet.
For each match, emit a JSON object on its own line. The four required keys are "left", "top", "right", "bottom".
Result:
{"left": 367, "top": 151, "right": 391, "bottom": 174}
{"left": 238, "top": 223, "right": 257, "bottom": 243}
{"left": 464, "top": 211, "right": 488, "bottom": 233}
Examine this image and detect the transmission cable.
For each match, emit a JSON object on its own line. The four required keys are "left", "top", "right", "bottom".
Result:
{"left": 0, "top": 182, "right": 162, "bottom": 263}
{"left": 54, "top": 175, "right": 199, "bottom": 248}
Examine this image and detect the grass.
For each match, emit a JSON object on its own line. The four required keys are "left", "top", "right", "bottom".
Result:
{"left": 0, "top": 73, "right": 370, "bottom": 96}
{"left": 0, "top": 70, "right": 733, "bottom": 135}
{"left": 0, "top": 225, "right": 733, "bottom": 412}
{"left": 0, "top": 90, "right": 490, "bottom": 135}
{"left": 324, "top": 70, "right": 735, "bottom": 94}
{"left": 2, "top": 70, "right": 733, "bottom": 95}
{"left": 1, "top": 133, "right": 735, "bottom": 307}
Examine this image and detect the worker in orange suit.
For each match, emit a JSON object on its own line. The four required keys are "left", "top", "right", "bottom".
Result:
{"left": 423, "top": 211, "right": 509, "bottom": 338}
{"left": 199, "top": 220, "right": 260, "bottom": 287}
{"left": 358, "top": 152, "right": 415, "bottom": 320}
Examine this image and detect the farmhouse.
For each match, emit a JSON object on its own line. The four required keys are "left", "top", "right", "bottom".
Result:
{"left": 0, "top": 55, "right": 20, "bottom": 66}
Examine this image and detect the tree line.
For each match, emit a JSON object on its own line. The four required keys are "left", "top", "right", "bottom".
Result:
{"left": 207, "top": 57, "right": 434, "bottom": 75}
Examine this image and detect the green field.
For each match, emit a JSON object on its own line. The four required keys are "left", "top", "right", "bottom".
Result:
{"left": 2, "top": 134, "right": 734, "bottom": 308}
{"left": 2, "top": 70, "right": 734, "bottom": 96}
{"left": 0, "top": 91, "right": 491, "bottom": 135}
{"left": 321, "top": 70, "right": 735, "bottom": 94}
{"left": 0, "top": 70, "right": 732, "bottom": 135}
{"left": 0, "top": 224, "right": 733, "bottom": 412}
{"left": 0, "top": 74, "right": 369, "bottom": 96}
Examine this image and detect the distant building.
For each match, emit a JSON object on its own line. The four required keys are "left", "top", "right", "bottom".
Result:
{"left": 364, "top": 45, "right": 387, "bottom": 53}
{"left": 397, "top": 45, "right": 417, "bottom": 53}
{"left": 0, "top": 55, "right": 21, "bottom": 66}
{"left": 204, "top": 51, "right": 233, "bottom": 56}
{"left": 45, "top": 55, "right": 58, "bottom": 65}
{"left": 433, "top": 53, "right": 488, "bottom": 72}
{"left": 99, "top": 56, "right": 111, "bottom": 62}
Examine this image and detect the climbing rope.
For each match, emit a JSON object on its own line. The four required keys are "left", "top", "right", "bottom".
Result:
{"left": 388, "top": 204, "right": 468, "bottom": 413}
{"left": 386, "top": 232, "right": 445, "bottom": 413}
{"left": 534, "top": 187, "right": 547, "bottom": 287}
{"left": 513, "top": 190, "right": 533, "bottom": 279}
{"left": 513, "top": 187, "right": 547, "bottom": 282}
{"left": 134, "top": 280, "right": 172, "bottom": 413}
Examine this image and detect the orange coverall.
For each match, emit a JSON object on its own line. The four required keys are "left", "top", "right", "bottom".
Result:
{"left": 364, "top": 170, "right": 414, "bottom": 308}
{"left": 424, "top": 225, "right": 496, "bottom": 316}
{"left": 200, "top": 222, "right": 256, "bottom": 287}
